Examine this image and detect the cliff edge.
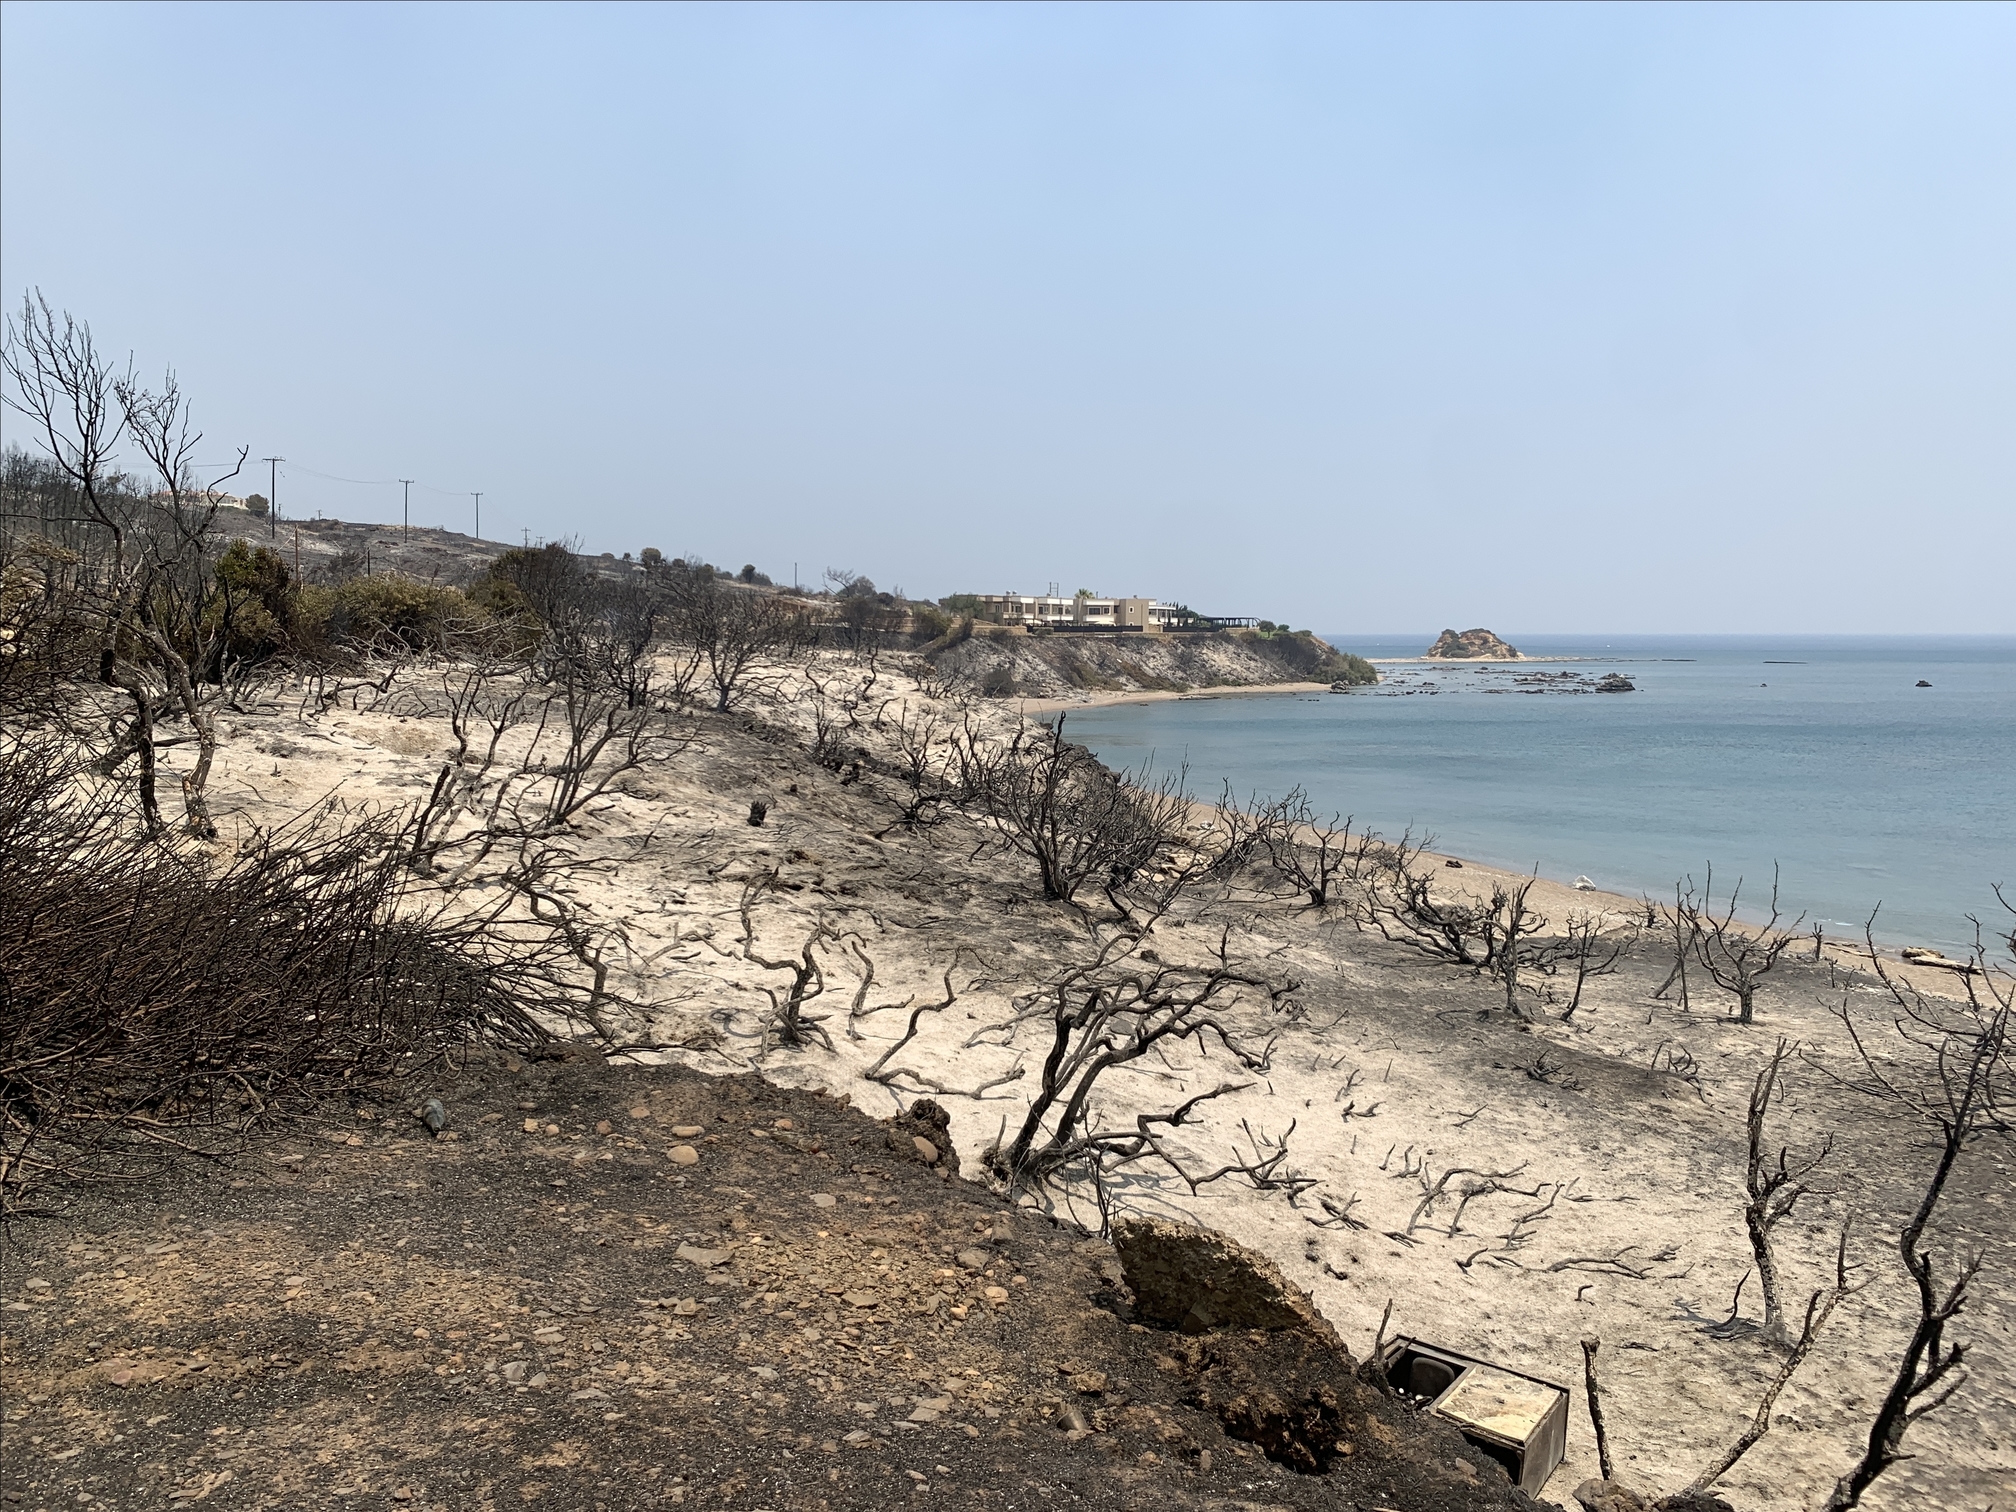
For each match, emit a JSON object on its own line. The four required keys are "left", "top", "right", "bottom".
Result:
{"left": 926, "top": 626, "right": 1379, "bottom": 699}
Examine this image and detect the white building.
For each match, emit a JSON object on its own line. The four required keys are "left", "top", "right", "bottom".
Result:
{"left": 966, "top": 592, "right": 1184, "bottom": 631}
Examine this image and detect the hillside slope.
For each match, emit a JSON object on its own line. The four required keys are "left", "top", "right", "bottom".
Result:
{"left": 7, "top": 649, "right": 2000, "bottom": 1512}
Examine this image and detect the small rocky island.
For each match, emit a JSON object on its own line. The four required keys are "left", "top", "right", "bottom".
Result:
{"left": 1426, "top": 627, "right": 1521, "bottom": 660}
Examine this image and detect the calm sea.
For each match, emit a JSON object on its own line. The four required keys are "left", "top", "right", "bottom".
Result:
{"left": 1056, "top": 635, "right": 2016, "bottom": 953}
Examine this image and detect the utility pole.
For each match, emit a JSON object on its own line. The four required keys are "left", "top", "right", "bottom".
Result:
{"left": 261, "top": 456, "right": 283, "bottom": 540}
{"left": 400, "top": 479, "right": 413, "bottom": 539}
{"left": 471, "top": 492, "right": 482, "bottom": 543}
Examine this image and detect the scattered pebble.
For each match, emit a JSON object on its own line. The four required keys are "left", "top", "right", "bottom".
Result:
{"left": 668, "top": 1146, "right": 700, "bottom": 1166}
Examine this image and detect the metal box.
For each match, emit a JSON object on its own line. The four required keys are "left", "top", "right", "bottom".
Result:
{"left": 1377, "top": 1337, "right": 1570, "bottom": 1495}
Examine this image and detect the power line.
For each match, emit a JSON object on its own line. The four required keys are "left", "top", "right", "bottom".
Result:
{"left": 226, "top": 456, "right": 503, "bottom": 538}
{"left": 265, "top": 461, "right": 479, "bottom": 500}
{"left": 258, "top": 455, "right": 512, "bottom": 523}
{"left": 284, "top": 463, "right": 401, "bottom": 488}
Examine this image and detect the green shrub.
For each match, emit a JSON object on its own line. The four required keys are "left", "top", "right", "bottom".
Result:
{"left": 465, "top": 573, "right": 537, "bottom": 624}
{"left": 203, "top": 541, "right": 296, "bottom": 664}
{"left": 1323, "top": 651, "right": 1379, "bottom": 685}
{"left": 482, "top": 543, "right": 586, "bottom": 625}
{"left": 292, "top": 575, "right": 477, "bottom": 654}
{"left": 909, "top": 604, "right": 954, "bottom": 641}
{"left": 1233, "top": 628, "right": 1379, "bottom": 685}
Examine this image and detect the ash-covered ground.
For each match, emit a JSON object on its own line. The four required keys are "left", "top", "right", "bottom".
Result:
{"left": 5, "top": 651, "right": 2008, "bottom": 1511}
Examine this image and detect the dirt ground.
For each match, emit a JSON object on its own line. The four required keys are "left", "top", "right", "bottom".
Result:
{"left": 1, "top": 1058, "right": 1538, "bottom": 1512}
{"left": 5, "top": 649, "right": 2009, "bottom": 1511}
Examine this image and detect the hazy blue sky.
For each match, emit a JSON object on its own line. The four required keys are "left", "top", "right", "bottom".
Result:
{"left": 3, "top": 2, "right": 2011, "bottom": 634}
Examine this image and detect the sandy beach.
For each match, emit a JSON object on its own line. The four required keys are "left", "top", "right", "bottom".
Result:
{"left": 1016, "top": 680, "right": 1335, "bottom": 716}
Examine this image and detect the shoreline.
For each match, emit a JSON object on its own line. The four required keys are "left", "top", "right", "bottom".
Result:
{"left": 1011, "top": 685, "right": 1983, "bottom": 995}
{"left": 1017, "top": 679, "right": 1333, "bottom": 716}
{"left": 1370, "top": 655, "right": 1660, "bottom": 665}
{"left": 1283, "top": 820, "right": 1980, "bottom": 998}
{"left": 1306, "top": 834, "right": 1983, "bottom": 999}
{"left": 1380, "top": 844, "right": 1967, "bottom": 992}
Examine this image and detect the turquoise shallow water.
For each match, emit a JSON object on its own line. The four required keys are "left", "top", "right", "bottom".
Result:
{"left": 1055, "top": 635, "right": 2016, "bottom": 953}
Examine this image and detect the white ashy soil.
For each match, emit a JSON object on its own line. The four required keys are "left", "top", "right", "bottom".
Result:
{"left": 128, "top": 651, "right": 2011, "bottom": 1512}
